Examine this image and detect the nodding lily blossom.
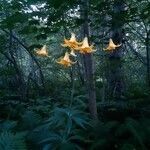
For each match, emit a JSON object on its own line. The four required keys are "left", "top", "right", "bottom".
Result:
{"left": 70, "top": 49, "right": 77, "bottom": 57}
{"left": 103, "top": 39, "right": 121, "bottom": 51}
{"left": 56, "top": 52, "right": 76, "bottom": 67}
{"left": 35, "top": 45, "right": 49, "bottom": 57}
{"left": 76, "top": 37, "right": 96, "bottom": 54}
{"left": 61, "top": 33, "right": 82, "bottom": 50}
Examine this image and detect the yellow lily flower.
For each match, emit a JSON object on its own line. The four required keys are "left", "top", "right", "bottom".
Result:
{"left": 61, "top": 33, "right": 82, "bottom": 50}
{"left": 77, "top": 37, "right": 96, "bottom": 54}
{"left": 35, "top": 45, "right": 49, "bottom": 57}
{"left": 70, "top": 49, "right": 77, "bottom": 57}
{"left": 56, "top": 52, "right": 76, "bottom": 67}
{"left": 103, "top": 39, "right": 121, "bottom": 51}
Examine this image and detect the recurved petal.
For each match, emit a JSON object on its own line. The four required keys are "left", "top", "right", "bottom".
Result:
{"left": 103, "top": 48, "right": 107, "bottom": 51}
{"left": 71, "top": 60, "right": 77, "bottom": 64}
{"left": 70, "top": 50, "right": 77, "bottom": 57}
{"left": 61, "top": 43, "right": 68, "bottom": 47}
{"left": 116, "top": 44, "right": 122, "bottom": 47}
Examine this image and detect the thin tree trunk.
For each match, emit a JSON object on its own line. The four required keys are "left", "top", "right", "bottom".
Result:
{"left": 76, "top": 61, "right": 85, "bottom": 85}
{"left": 9, "top": 30, "right": 27, "bottom": 101}
{"left": 2, "top": 29, "right": 46, "bottom": 93}
{"left": 146, "top": 31, "right": 150, "bottom": 87}
{"left": 107, "top": 0, "right": 126, "bottom": 100}
{"left": 81, "top": 0, "right": 98, "bottom": 119}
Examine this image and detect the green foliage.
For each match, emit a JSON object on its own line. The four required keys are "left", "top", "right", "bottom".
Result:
{"left": 27, "top": 106, "right": 90, "bottom": 149}
{"left": 47, "top": 107, "right": 90, "bottom": 128}
{"left": 0, "top": 0, "right": 150, "bottom": 149}
{"left": 0, "top": 120, "right": 17, "bottom": 132}
{"left": 20, "top": 111, "right": 42, "bottom": 130}
{"left": 0, "top": 120, "right": 27, "bottom": 150}
{"left": 89, "top": 117, "right": 150, "bottom": 150}
{"left": 0, "top": 132, "right": 27, "bottom": 150}
{"left": 0, "top": 97, "right": 150, "bottom": 149}
{"left": 27, "top": 97, "right": 53, "bottom": 116}
{"left": 126, "top": 83, "right": 150, "bottom": 99}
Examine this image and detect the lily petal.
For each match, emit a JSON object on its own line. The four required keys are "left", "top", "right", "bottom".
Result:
{"left": 35, "top": 45, "right": 49, "bottom": 57}
{"left": 77, "top": 37, "right": 96, "bottom": 54}
{"left": 104, "top": 38, "right": 121, "bottom": 51}
{"left": 61, "top": 33, "right": 81, "bottom": 50}
{"left": 56, "top": 52, "right": 76, "bottom": 67}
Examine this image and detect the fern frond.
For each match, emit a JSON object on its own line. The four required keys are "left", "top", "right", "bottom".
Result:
{"left": 0, "top": 131, "right": 27, "bottom": 150}
{"left": 21, "top": 111, "right": 42, "bottom": 130}
{"left": 0, "top": 120, "right": 17, "bottom": 132}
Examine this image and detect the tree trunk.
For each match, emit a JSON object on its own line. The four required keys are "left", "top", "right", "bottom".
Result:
{"left": 9, "top": 30, "right": 27, "bottom": 101}
{"left": 106, "top": 0, "right": 126, "bottom": 100}
{"left": 146, "top": 31, "right": 150, "bottom": 87}
{"left": 81, "top": 0, "right": 98, "bottom": 119}
{"left": 3, "top": 29, "right": 46, "bottom": 94}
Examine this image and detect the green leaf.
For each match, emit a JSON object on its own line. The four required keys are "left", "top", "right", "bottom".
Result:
{"left": 0, "top": 131, "right": 27, "bottom": 150}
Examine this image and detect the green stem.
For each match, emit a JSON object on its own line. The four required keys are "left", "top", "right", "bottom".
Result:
{"left": 69, "top": 66, "right": 75, "bottom": 108}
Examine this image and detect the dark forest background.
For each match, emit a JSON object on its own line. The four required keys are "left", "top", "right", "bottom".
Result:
{"left": 0, "top": 0, "right": 150, "bottom": 149}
